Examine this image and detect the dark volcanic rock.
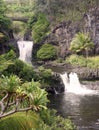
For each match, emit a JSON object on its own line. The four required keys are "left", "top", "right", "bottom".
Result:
{"left": 35, "top": 7, "right": 99, "bottom": 59}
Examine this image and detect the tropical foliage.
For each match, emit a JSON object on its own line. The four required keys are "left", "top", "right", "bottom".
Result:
{"left": 0, "top": 0, "right": 7, "bottom": 14}
{"left": 66, "top": 54, "right": 99, "bottom": 69}
{"left": 0, "top": 112, "right": 39, "bottom": 130}
{"left": 0, "top": 50, "right": 15, "bottom": 73}
{"left": 0, "top": 71, "right": 76, "bottom": 130}
{"left": 3, "top": 59, "right": 37, "bottom": 81}
{"left": 0, "top": 0, "right": 12, "bottom": 54}
{"left": 31, "top": 13, "right": 50, "bottom": 43}
{"left": 0, "top": 0, "right": 11, "bottom": 33}
{"left": 69, "top": 32, "right": 94, "bottom": 57}
{"left": 29, "top": 0, "right": 98, "bottom": 23}
{"left": 38, "top": 66, "right": 54, "bottom": 89}
{"left": 39, "top": 109, "right": 76, "bottom": 130}
{"left": 37, "top": 43, "right": 57, "bottom": 60}
{"left": 0, "top": 75, "right": 48, "bottom": 118}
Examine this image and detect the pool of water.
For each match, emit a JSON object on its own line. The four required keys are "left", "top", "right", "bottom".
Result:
{"left": 48, "top": 93, "right": 99, "bottom": 130}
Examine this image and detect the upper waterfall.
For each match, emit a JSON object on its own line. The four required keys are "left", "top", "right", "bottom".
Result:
{"left": 60, "top": 72, "right": 98, "bottom": 95}
{"left": 17, "top": 41, "right": 33, "bottom": 64}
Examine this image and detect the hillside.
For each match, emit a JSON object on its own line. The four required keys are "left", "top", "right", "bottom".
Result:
{"left": 1, "top": 0, "right": 99, "bottom": 59}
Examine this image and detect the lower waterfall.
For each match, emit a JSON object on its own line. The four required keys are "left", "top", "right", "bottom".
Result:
{"left": 17, "top": 41, "right": 33, "bottom": 64}
{"left": 60, "top": 72, "right": 97, "bottom": 95}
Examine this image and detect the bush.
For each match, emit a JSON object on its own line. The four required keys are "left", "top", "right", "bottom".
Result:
{"left": 66, "top": 54, "right": 87, "bottom": 67}
{"left": 87, "top": 56, "right": 99, "bottom": 69}
{"left": 31, "top": 13, "right": 50, "bottom": 43}
{"left": 3, "top": 59, "right": 37, "bottom": 82}
{"left": 3, "top": 50, "right": 16, "bottom": 60}
{"left": 37, "top": 43, "right": 57, "bottom": 61}
{"left": 0, "top": 51, "right": 15, "bottom": 73}
{"left": 66, "top": 55, "right": 99, "bottom": 69}
{"left": 0, "top": 15, "right": 11, "bottom": 32}
{"left": 38, "top": 66, "right": 54, "bottom": 89}
{"left": 39, "top": 109, "right": 76, "bottom": 130}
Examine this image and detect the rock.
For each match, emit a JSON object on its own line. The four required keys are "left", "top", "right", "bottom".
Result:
{"left": 35, "top": 7, "right": 99, "bottom": 59}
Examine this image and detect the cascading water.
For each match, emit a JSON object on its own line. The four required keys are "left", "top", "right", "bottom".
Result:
{"left": 60, "top": 72, "right": 98, "bottom": 95}
{"left": 17, "top": 41, "right": 33, "bottom": 64}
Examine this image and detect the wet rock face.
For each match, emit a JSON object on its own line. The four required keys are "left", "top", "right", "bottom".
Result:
{"left": 46, "top": 21, "right": 81, "bottom": 59}
{"left": 84, "top": 7, "right": 99, "bottom": 51}
{"left": 43, "top": 7, "right": 99, "bottom": 58}
{"left": 46, "top": 72, "right": 65, "bottom": 94}
{"left": 72, "top": 67, "right": 99, "bottom": 81}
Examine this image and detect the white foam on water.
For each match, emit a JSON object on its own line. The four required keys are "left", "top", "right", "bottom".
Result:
{"left": 60, "top": 72, "right": 98, "bottom": 95}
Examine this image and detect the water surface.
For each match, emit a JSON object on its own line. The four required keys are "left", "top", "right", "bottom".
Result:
{"left": 48, "top": 93, "right": 99, "bottom": 130}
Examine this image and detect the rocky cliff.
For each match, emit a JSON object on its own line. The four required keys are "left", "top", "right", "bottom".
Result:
{"left": 41, "top": 7, "right": 99, "bottom": 59}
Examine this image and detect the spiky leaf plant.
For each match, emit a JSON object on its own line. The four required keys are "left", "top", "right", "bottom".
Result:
{"left": 0, "top": 112, "right": 39, "bottom": 130}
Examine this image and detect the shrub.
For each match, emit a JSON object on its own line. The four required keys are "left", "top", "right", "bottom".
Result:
{"left": 0, "top": 51, "right": 14, "bottom": 73}
{"left": 38, "top": 66, "right": 53, "bottom": 88}
{"left": 39, "top": 109, "right": 76, "bottom": 130}
{"left": 32, "top": 13, "right": 50, "bottom": 43}
{"left": 66, "top": 54, "right": 87, "bottom": 67}
{"left": 37, "top": 43, "right": 57, "bottom": 60}
{"left": 66, "top": 55, "right": 99, "bottom": 69}
{"left": 0, "top": 15, "right": 11, "bottom": 32}
{"left": 3, "top": 49, "right": 16, "bottom": 60}
{"left": 3, "top": 59, "right": 37, "bottom": 82}
{"left": 87, "top": 56, "right": 99, "bottom": 69}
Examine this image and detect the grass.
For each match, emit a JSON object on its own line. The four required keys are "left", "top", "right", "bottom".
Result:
{"left": 66, "top": 54, "right": 99, "bottom": 69}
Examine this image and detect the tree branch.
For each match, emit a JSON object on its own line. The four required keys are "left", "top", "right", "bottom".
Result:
{"left": 0, "top": 106, "right": 33, "bottom": 119}
{"left": 1, "top": 92, "right": 9, "bottom": 102}
{"left": 8, "top": 101, "right": 16, "bottom": 107}
{"left": 0, "top": 92, "right": 9, "bottom": 115}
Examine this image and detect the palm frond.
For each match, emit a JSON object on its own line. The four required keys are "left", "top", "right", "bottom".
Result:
{"left": 0, "top": 112, "right": 39, "bottom": 130}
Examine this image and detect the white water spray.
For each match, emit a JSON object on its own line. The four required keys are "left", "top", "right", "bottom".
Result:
{"left": 60, "top": 72, "right": 97, "bottom": 95}
{"left": 17, "top": 41, "right": 33, "bottom": 64}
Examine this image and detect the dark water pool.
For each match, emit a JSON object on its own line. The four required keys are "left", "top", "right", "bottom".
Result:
{"left": 48, "top": 93, "right": 99, "bottom": 130}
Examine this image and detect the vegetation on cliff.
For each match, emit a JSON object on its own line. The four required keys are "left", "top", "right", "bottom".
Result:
{"left": 0, "top": 0, "right": 12, "bottom": 36}
{"left": 66, "top": 54, "right": 99, "bottom": 69}
{"left": 69, "top": 32, "right": 94, "bottom": 57}
{"left": 37, "top": 43, "right": 57, "bottom": 60}
{"left": 31, "top": 13, "right": 50, "bottom": 43}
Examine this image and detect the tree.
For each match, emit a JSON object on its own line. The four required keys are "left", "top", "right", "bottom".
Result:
{"left": 0, "top": 73, "right": 49, "bottom": 129}
{"left": 69, "top": 32, "right": 94, "bottom": 57}
{"left": 0, "top": 75, "right": 48, "bottom": 119}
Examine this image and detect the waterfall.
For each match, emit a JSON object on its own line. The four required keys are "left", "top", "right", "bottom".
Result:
{"left": 17, "top": 41, "right": 33, "bottom": 64}
{"left": 60, "top": 72, "right": 97, "bottom": 95}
